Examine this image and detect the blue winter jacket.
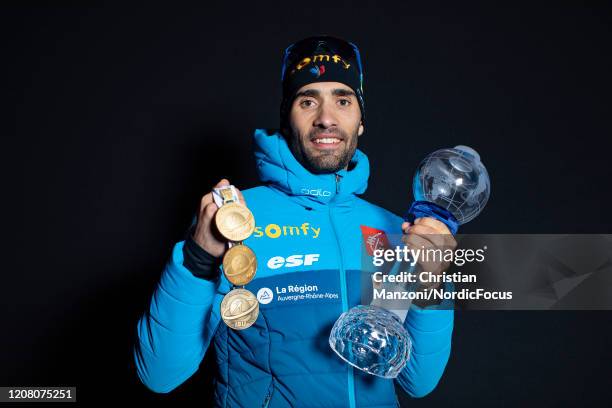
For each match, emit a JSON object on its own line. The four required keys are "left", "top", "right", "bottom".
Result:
{"left": 134, "top": 129, "right": 454, "bottom": 407}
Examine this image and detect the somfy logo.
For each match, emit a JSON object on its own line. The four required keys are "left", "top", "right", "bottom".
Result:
{"left": 257, "top": 287, "right": 274, "bottom": 304}
{"left": 253, "top": 223, "right": 321, "bottom": 239}
{"left": 301, "top": 188, "right": 331, "bottom": 197}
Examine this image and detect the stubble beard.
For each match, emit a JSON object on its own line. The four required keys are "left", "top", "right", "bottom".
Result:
{"left": 288, "top": 127, "right": 359, "bottom": 174}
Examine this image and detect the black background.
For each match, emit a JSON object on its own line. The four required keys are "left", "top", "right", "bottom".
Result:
{"left": 3, "top": 3, "right": 611, "bottom": 407}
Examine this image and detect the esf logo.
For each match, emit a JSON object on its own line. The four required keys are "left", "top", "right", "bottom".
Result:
{"left": 301, "top": 188, "right": 331, "bottom": 197}
{"left": 267, "top": 254, "right": 320, "bottom": 269}
{"left": 253, "top": 223, "right": 321, "bottom": 239}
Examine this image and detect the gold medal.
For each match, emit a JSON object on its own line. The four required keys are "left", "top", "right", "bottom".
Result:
{"left": 221, "top": 288, "right": 259, "bottom": 330}
{"left": 222, "top": 244, "right": 257, "bottom": 286}
{"left": 215, "top": 202, "right": 255, "bottom": 242}
{"left": 213, "top": 185, "right": 259, "bottom": 331}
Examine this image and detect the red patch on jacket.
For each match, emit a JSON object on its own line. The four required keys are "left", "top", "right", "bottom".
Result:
{"left": 360, "top": 225, "right": 390, "bottom": 256}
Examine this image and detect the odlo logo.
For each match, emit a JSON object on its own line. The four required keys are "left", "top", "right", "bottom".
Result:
{"left": 301, "top": 188, "right": 331, "bottom": 197}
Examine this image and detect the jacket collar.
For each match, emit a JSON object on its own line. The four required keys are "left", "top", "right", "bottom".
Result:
{"left": 253, "top": 128, "right": 369, "bottom": 209}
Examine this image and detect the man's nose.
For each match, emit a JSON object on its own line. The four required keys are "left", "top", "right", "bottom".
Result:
{"left": 313, "top": 100, "right": 338, "bottom": 128}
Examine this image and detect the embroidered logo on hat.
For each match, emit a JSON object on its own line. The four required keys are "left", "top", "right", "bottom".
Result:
{"left": 290, "top": 54, "right": 351, "bottom": 76}
{"left": 309, "top": 64, "right": 326, "bottom": 78}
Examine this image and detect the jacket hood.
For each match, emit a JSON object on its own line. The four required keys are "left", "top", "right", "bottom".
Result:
{"left": 253, "top": 128, "right": 369, "bottom": 208}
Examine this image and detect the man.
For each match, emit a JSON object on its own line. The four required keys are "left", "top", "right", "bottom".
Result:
{"left": 134, "top": 35, "right": 456, "bottom": 407}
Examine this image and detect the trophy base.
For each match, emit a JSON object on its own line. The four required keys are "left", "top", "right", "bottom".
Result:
{"left": 329, "top": 305, "right": 412, "bottom": 379}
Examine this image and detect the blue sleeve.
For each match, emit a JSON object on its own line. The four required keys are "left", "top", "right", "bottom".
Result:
{"left": 394, "top": 305, "right": 454, "bottom": 398}
{"left": 133, "top": 241, "right": 222, "bottom": 393}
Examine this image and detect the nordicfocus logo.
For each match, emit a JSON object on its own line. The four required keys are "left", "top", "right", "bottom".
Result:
{"left": 301, "top": 188, "right": 331, "bottom": 197}
{"left": 267, "top": 254, "right": 320, "bottom": 269}
{"left": 253, "top": 223, "right": 321, "bottom": 239}
{"left": 257, "top": 287, "right": 274, "bottom": 305}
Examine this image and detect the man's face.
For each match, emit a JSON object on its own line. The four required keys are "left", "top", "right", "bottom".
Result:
{"left": 287, "top": 81, "right": 364, "bottom": 174}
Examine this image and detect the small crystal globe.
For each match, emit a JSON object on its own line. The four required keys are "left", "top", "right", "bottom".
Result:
{"left": 413, "top": 145, "right": 490, "bottom": 224}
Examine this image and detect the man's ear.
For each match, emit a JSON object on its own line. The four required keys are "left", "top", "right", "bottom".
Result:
{"left": 358, "top": 121, "right": 364, "bottom": 137}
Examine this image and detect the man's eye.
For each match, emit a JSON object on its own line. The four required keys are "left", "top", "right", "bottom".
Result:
{"left": 338, "top": 99, "right": 351, "bottom": 106}
{"left": 300, "top": 99, "right": 315, "bottom": 107}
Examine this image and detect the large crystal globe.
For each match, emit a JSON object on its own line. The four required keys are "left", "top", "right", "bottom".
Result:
{"left": 329, "top": 305, "right": 411, "bottom": 378}
{"left": 413, "top": 145, "right": 490, "bottom": 224}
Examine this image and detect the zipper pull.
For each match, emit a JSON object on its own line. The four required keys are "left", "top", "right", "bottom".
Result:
{"left": 335, "top": 173, "right": 340, "bottom": 193}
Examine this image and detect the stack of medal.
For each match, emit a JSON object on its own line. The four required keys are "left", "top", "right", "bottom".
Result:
{"left": 213, "top": 185, "right": 259, "bottom": 330}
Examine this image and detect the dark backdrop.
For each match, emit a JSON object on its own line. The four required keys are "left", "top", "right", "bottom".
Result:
{"left": 2, "top": 3, "right": 611, "bottom": 407}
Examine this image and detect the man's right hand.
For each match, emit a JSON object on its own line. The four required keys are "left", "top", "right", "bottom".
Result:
{"left": 191, "top": 179, "right": 247, "bottom": 258}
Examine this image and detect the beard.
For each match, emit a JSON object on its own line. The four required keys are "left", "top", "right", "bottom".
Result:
{"left": 288, "top": 126, "right": 359, "bottom": 174}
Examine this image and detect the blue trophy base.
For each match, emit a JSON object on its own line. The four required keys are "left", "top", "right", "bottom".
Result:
{"left": 405, "top": 200, "right": 460, "bottom": 235}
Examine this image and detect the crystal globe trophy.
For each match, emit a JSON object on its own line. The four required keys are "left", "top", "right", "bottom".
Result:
{"left": 329, "top": 145, "right": 491, "bottom": 378}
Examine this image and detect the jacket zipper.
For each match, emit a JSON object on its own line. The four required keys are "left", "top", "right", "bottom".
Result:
{"left": 329, "top": 174, "right": 356, "bottom": 408}
{"left": 262, "top": 377, "right": 275, "bottom": 408}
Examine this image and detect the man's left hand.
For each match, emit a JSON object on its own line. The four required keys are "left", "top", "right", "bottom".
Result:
{"left": 401, "top": 217, "right": 457, "bottom": 290}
